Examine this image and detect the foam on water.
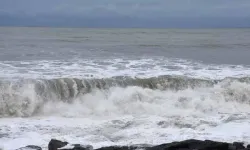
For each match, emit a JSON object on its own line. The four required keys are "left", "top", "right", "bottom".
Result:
{"left": 2, "top": 27, "right": 250, "bottom": 149}
{"left": 0, "top": 58, "right": 250, "bottom": 79}
{"left": 1, "top": 58, "right": 250, "bottom": 150}
{"left": 1, "top": 80, "right": 250, "bottom": 149}
{"left": 1, "top": 75, "right": 250, "bottom": 117}
{"left": 1, "top": 115, "right": 250, "bottom": 149}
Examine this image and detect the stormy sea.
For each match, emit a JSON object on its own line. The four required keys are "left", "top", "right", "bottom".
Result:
{"left": 0, "top": 27, "right": 250, "bottom": 149}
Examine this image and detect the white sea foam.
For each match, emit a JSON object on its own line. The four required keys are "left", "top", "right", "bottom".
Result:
{"left": 1, "top": 115, "right": 250, "bottom": 150}
{"left": 1, "top": 82, "right": 250, "bottom": 149}
{"left": 2, "top": 28, "right": 250, "bottom": 150}
{"left": 0, "top": 58, "right": 250, "bottom": 79}
{"left": 1, "top": 58, "right": 250, "bottom": 149}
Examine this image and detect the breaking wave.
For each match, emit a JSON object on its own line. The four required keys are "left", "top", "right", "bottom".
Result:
{"left": 1, "top": 75, "right": 250, "bottom": 117}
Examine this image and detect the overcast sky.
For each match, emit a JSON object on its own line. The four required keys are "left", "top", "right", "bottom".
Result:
{"left": 0, "top": 0, "right": 250, "bottom": 28}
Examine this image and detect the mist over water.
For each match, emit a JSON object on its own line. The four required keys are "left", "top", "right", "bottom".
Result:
{"left": 1, "top": 27, "right": 250, "bottom": 149}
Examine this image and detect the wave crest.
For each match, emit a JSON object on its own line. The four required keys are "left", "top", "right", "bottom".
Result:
{"left": 0, "top": 75, "right": 250, "bottom": 117}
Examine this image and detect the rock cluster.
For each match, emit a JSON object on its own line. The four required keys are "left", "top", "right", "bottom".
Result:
{"left": 16, "top": 139, "right": 250, "bottom": 150}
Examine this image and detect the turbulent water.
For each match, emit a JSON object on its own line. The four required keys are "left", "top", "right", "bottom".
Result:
{"left": 0, "top": 27, "right": 250, "bottom": 150}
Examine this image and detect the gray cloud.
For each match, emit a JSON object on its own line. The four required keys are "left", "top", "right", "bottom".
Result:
{"left": 0, "top": 0, "right": 250, "bottom": 27}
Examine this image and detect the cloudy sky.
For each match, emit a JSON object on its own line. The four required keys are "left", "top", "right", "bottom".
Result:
{"left": 0, "top": 0, "right": 250, "bottom": 28}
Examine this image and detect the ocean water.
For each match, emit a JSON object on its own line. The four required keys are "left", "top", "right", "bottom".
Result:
{"left": 0, "top": 27, "right": 250, "bottom": 149}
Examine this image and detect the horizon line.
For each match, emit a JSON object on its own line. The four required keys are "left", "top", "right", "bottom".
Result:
{"left": 1, "top": 25, "right": 250, "bottom": 30}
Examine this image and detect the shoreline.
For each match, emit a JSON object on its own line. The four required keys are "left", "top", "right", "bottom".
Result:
{"left": 16, "top": 139, "right": 250, "bottom": 150}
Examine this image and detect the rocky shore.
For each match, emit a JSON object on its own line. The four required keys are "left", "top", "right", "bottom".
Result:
{"left": 16, "top": 139, "right": 250, "bottom": 150}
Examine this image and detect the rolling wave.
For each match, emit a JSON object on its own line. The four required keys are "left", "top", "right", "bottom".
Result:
{"left": 0, "top": 75, "right": 250, "bottom": 117}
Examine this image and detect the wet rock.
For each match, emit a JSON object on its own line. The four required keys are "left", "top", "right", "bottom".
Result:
{"left": 247, "top": 144, "right": 250, "bottom": 148}
{"left": 96, "top": 145, "right": 147, "bottom": 150}
{"left": 60, "top": 144, "right": 93, "bottom": 150}
{"left": 16, "top": 145, "right": 42, "bottom": 150}
{"left": 48, "top": 139, "right": 68, "bottom": 150}
{"left": 233, "top": 142, "right": 245, "bottom": 149}
{"left": 147, "top": 139, "right": 229, "bottom": 150}
{"left": 228, "top": 144, "right": 237, "bottom": 150}
{"left": 47, "top": 139, "right": 250, "bottom": 150}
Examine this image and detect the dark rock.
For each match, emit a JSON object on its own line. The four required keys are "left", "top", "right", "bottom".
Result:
{"left": 233, "top": 142, "right": 245, "bottom": 149}
{"left": 47, "top": 139, "right": 249, "bottom": 150}
{"left": 95, "top": 144, "right": 154, "bottom": 150}
{"left": 228, "top": 144, "right": 237, "bottom": 150}
{"left": 96, "top": 146, "right": 143, "bottom": 150}
{"left": 202, "top": 140, "right": 229, "bottom": 150}
{"left": 247, "top": 144, "right": 250, "bottom": 148}
{"left": 16, "top": 145, "right": 42, "bottom": 150}
{"left": 48, "top": 139, "right": 68, "bottom": 150}
{"left": 147, "top": 139, "right": 229, "bottom": 150}
{"left": 60, "top": 144, "right": 93, "bottom": 150}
